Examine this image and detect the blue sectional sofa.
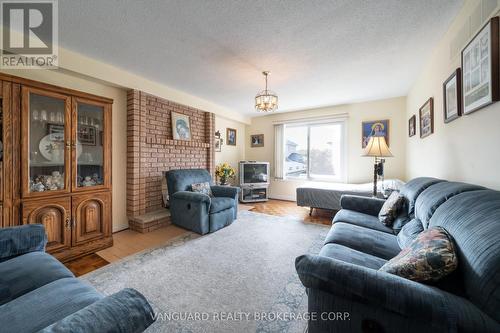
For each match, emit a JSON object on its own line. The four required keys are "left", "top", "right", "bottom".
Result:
{"left": 0, "top": 224, "right": 155, "bottom": 333}
{"left": 166, "top": 169, "right": 239, "bottom": 235}
{"left": 296, "top": 177, "right": 500, "bottom": 333}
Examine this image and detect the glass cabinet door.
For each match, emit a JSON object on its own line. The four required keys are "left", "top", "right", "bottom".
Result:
{"left": 21, "top": 87, "right": 71, "bottom": 197}
{"left": 72, "top": 98, "right": 110, "bottom": 191}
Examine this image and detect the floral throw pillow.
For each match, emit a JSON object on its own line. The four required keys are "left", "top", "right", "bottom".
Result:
{"left": 378, "top": 191, "right": 405, "bottom": 227}
{"left": 191, "top": 182, "right": 213, "bottom": 197}
{"left": 380, "top": 227, "right": 458, "bottom": 282}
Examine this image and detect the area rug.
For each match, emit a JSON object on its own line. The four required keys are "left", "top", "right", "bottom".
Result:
{"left": 81, "top": 210, "right": 329, "bottom": 333}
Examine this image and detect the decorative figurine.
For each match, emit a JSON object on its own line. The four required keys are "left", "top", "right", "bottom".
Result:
{"left": 82, "top": 176, "right": 96, "bottom": 187}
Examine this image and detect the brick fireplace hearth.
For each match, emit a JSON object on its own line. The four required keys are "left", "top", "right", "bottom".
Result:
{"left": 127, "top": 90, "right": 215, "bottom": 232}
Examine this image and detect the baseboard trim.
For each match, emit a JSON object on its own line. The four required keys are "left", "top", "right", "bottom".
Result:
{"left": 113, "top": 224, "right": 129, "bottom": 233}
{"left": 269, "top": 195, "right": 296, "bottom": 202}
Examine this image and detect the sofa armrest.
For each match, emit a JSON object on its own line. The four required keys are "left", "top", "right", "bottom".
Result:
{"left": 296, "top": 255, "right": 500, "bottom": 332}
{"left": 340, "top": 194, "right": 385, "bottom": 216}
{"left": 172, "top": 191, "right": 211, "bottom": 204}
{"left": 0, "top": 224, "right": 47, "bottom": 262}
{"left": 211, "top": 185, "right": 239, "bottom": 198}
{"left": 40, "top": 288, "right": 155, "bottom": 333}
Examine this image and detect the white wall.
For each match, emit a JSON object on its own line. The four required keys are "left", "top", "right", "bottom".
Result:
{"left": 214, "top": 116, "right": 246, "bottom": 185}
{"left": 406, "top": 0, "right": 500, "bottom": 190}
{"left": 246, "top": 97, "right": 407, "bottom": 200}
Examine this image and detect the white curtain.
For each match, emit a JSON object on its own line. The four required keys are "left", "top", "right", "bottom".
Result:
{"left": 274, "top": 124, "right": 284, "bottom": 179}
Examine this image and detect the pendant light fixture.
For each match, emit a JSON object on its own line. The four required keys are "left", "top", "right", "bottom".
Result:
{"left": 255, "top": 71, "right": 278, "bottom": 112}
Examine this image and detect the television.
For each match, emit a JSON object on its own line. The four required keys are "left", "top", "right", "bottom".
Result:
{"left": 239, "top": 161, "right": 270, "bottom": 186}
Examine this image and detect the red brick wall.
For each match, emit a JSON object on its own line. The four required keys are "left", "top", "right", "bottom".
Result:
{"left": 127, "top": 90, "right": 215, "bottom": 218}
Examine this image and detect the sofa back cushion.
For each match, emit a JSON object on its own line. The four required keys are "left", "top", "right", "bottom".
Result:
{"left": 397, "top": 218, "right": 424, "bottom": 249}
{"left": 415, "top": 182, "right": 485, "bottom": 229}
{"left": 429, "top": 190, "right": 500, "bottom": 323}
{"left": 166, "top": 169, "right": 212, "bottom": 195}
{"left": 400, "top": 177, "right": 445, "bottom": 218}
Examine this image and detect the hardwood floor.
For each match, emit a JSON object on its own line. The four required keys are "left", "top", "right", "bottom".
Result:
{"left": 97, "top": 224, "right": 188, "bottom": 263}
{"left": 64, "top": 254, "right": 110, "bottom": 277}
{"left": 64, "top": 200, "right": 333, "bottom": 276}
{"left": 244, "top": 199, "right": 335, "bottom": 225}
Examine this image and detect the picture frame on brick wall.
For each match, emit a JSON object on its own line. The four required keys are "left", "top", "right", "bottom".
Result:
{"left": 172, "top": 112, "right": 192, "bottom": 140}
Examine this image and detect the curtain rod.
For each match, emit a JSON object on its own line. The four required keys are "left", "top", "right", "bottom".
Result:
{"left": 272, "top": 113, "right": 349, "bottom": 125}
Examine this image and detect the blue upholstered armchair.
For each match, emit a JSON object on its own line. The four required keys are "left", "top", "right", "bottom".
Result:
{"left": 166, "top": 169, "right": 239, "bottom": 235}
{"left": 0, "top": 224, "right": 155, "bottom": 332}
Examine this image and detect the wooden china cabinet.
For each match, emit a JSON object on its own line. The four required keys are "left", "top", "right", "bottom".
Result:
{"left": 0, "top": 73, "right": 113, "bottom": 262}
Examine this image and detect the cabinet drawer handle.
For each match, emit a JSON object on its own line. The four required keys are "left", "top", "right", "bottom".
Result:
{"left": 65, "top": 217, "right": 70, "bottom": 229}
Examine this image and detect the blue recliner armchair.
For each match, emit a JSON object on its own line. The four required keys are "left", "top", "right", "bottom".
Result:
{"left": 166, "top": 169, "right": 239, "bottom": 235}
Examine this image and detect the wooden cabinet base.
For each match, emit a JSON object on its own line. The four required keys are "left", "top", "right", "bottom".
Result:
{"left": 51, "top": 235, "right": 113, "bottom": 263}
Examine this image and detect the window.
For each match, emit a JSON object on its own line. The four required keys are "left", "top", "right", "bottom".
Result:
{"left": 282, "top": 121, "right": 345, "bottom": 182}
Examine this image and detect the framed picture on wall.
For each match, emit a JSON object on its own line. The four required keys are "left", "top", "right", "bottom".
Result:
{"left": 171, "top": 112, "right": 192, "bottom": 140}
{"left": 227, "top": 128, "right": 237, "bottom": 146}
{"left": 408, "top": 115, "right": 416, "bottom": 137}
{"left": 419, "top": 98, "right": 434, "bottom": 138}
{"left": 443, "top": 68, "right": 462, "bottom": 123}
{"left": 461, "top": 16, "right": 499, "bottom": 114}
{"left": 361, "top": 120, "right": 389, "bottom": 148}
{"left": 251, "top": 134, "right": 264, "bottom": 147}
{"left": 215, "top": 138, "right": 222, "bottom": 152}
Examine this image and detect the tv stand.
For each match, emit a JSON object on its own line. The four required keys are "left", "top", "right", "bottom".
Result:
{"left": 239, "top": 185, "right": 269, "bottom": 203}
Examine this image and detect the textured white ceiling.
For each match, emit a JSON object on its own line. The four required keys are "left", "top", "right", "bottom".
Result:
{"left": 59, "top": 0, "right": 463, "bottom": 116}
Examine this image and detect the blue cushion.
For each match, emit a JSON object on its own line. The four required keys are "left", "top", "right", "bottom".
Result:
{"left": 0, "top": 252, "right": 74, "bottom": 306}
{"left": 210, "top": 197, "right": 235, "bottom": 213}
{"left": 324, "top": 222, "right": 401, "bottom": 260}
{"left": 0, "top": 224, "right": 47, "bottom": 262}
{"left": 0, "top": 277, "right": 102, "bottom": 333}
{"left": 166, "top": 169, "right": 212, "bottom": 195}
{"left": 400, "top": 177, "right": 445, "bottom": 217}
{"left": 319, "top": 243, "right": 387, "bottom": 270}
{"left": 333, "top": 209, "right": 393, "bottom": 234}
{"left": 414, "top": 182, "right": 484, "bottom": 229}
{"left": 397, "top": 218, "right": 424, "bottom": 249}
{"left": 40, "top": 288, "right": 155, "bottom": 333}
{"left": 429, "top": 190, "right": 500, "bottom": 323}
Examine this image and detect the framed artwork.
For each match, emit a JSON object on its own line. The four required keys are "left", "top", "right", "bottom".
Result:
{"left": 461, "top": 17, "right": 499, "bottom": 114}
{"left": 408, "top": 115, "right": 416, "bottom": 137}
{"left": 227, "top": 128, "right": 237, "bottom": 146}
{"left": 361, "top": 120, "right": 389, "bottom": 148}
{"left": 251, "top": 134, "right": 264, "bottom": 147}
{"left": 171, "top": 112, "right": 191, "bottom": 140}
{"left": 78, "top": 125, "right": 96, "bottom": 145}
{"left": 443, "top": 68, "right": 462, "bottom": 123}
{"left": 419, "top": 98, "right": 434, "bottom": 138}
{"left": 215, "top": 138, "right": 222, "bottom": 152}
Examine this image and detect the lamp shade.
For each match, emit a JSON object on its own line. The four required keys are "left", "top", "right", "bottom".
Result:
{"left": 362, "top": 136, "right": 393, "bottom": 157}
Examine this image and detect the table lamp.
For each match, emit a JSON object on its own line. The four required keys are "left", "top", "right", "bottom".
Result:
{"left": 362, "top": 136, "right": 393, "bottom": 197}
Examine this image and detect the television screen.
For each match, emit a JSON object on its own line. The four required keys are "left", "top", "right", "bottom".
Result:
{"left": 243, "top": 164, "right": 268, "bottom": 184}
